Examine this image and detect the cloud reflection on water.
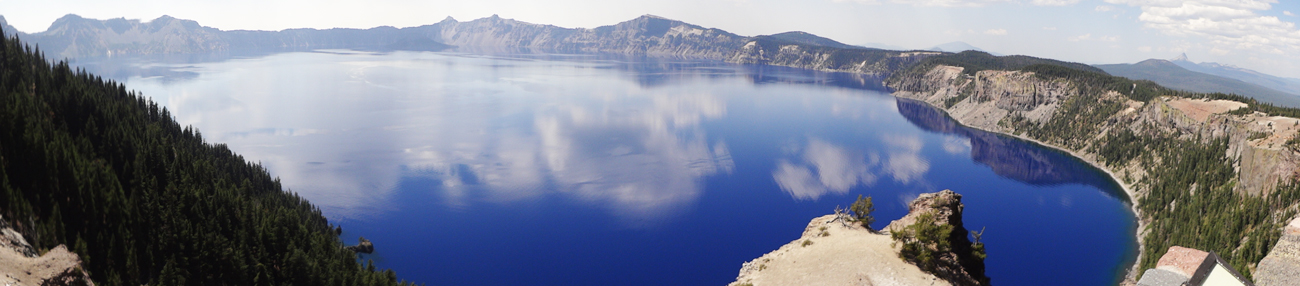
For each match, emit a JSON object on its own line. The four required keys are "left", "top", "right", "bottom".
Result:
{"left": 116, "top": 52, "right": 737, "bottom": 223}
{"left": 773, "top": 139, "right": 879, "bottom": 200}
{"left": 386, "top": 71, "right": 736, "bottom": 222}
{"left": 772, "top": 134, "right": 935, "bottom": 200}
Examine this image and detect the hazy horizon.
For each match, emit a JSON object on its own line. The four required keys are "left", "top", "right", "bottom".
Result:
{"left": 5, "top": 0, "right": 1300, "bottom": 78}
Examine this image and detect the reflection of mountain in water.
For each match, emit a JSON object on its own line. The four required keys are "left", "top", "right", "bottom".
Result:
{"left": 895, "top": 98, "right": 1125, "bottom": 201}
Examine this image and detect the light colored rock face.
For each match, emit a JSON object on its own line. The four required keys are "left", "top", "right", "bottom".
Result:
{"left": 885, "top": 190, "right": 964, "bottom": 232}
{"left": 1131, "top": 98, "right": 1300, "bottom": 196}
{"left": 730, "top": 215, "right": 949, "bottom": 286}
{"left": 0, "top": 217, "right": 93, "bottom": 286}
{"left": 893, "top": 64, "right": 1300, "bottom": 196}
{"left": 890, "top": 66, "right": 1076, "bottom": 133}
{"left": 1255, "top": 218, "right": 1300, "bottom": 286}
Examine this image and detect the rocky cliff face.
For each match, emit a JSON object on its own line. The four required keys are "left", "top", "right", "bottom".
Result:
{"left": 729, "top": 214, "right": 951, "bottom": 286}
{"left": 731, "top": 190, "right": 986, "bottom": 286}
{"left": 1255, "top": 217, "right": 1300, "bottom": 286}
{"left": 890, "top": 64, "right": 1300, "bottom": 196}
{"left": 885, "top": 190, "right": 989, "bottom": 286}
{"left": 0, "top": 216, "right": 94, "bottom": 286}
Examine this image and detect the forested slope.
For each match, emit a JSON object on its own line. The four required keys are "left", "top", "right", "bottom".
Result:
{"left": 0, "top": 29, "right": 412, "bottom": 285}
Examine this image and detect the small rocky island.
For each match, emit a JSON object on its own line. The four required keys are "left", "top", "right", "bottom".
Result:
{"left": 730, "top": 190, "right": 989, "bottom": 286}
{"left": 345, "top": 237, "right": 375, "bottom": 254}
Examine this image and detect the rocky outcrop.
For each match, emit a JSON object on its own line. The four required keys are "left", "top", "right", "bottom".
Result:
{"left": 885, "top": 190, "right": 989, "bottom": 286}
{"left": 1255, "top": 217, "right": 1300, "bottom": 286}
{"left": 0, "top": 216, "right": 94, "bottom": 286}
{"left": 729, "top": 214, "right": 950, "bottom": 286}
{"left": 731, "top": 190, "right": 986, "bottom": 286}
{"left": 344, "top": 237, "right": 374, "bottom": 254}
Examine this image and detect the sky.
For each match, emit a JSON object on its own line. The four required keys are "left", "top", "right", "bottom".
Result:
{"left": 3, "top": 0, "right": 1300, "bottom": 78}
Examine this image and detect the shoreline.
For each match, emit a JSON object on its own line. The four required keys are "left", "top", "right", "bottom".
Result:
{"left": 894, "top": 94, "right": 1147, "bottom": 284}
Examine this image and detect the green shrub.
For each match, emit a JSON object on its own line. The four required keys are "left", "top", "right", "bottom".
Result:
{"left": 850, "top": 195, "right": 876, "bottom": 230}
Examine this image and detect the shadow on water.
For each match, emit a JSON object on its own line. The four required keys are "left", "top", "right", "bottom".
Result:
{"left": 894, "top": 98, "right": 1129, "bottom": 203}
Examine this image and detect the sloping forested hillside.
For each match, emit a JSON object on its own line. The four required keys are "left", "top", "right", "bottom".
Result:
{"left": 0, "top": 29, "right": 412, "bottom": 285}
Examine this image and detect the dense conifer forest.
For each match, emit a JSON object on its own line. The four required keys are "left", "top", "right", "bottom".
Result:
{"left": 0, "top": 29, "right": 413, "bottom": 285}
{"left": 889, "top": 51, "right": 1300, "bottom": 279}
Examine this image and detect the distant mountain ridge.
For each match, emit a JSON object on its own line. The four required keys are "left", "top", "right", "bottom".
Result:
{"left": 928, "top": 41, "right": 1001, "bottom": 56}
{"left": 1169, "top": 53, "right": 1300, "bottom": 97}
{"left": 764, "top": 31, "right": 865, "bottom": 50}
{"left": 1095, "top": 58, "right": 1300, "bottom": 108}
{"left": 1, "top": 13, "right": 946, "bottom": 76}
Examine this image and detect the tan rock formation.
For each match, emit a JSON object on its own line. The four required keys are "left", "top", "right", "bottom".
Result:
{"left": 731, "top": 190, "right": 987, "bottom": 286}
{"left": 728, "top": 214, "right": 949, "bottom": 286}
{"left": 0, "top": 217, "right": 94, "bottom": 286}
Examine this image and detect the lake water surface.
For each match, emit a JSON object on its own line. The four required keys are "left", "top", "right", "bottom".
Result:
{"left": 80, "top": 50, "right": 1137, "bottom": 285}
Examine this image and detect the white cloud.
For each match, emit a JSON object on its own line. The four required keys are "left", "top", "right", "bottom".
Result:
{"left": 1095, "top": 5, "right": 1116, "bottom": 12}
{"left": 1042, "top": 26, "right": 1058, "bottom": 30}
{"left": 1138, "top": 45, "right": 1153, "bottom": 52}
{"left": 833, "top": 0, "right": 1076, "bottom": 7}
{"left": 1030, "top": 0, "right": 1081, "bottom": 6}
{"left": 1286, "top": 11, "right": 1295, "bottom": 17}
{"left": 1105, "top": 0, "right": 1300, "bottom": 55}
{"left": 984, "top": 28, "right": 1008, "bottom": 35}
{"left": 1068, "top": 33, "right": 1119, "bottom": 42}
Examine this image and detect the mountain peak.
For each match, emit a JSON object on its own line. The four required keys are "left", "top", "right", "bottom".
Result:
{"left": 1136, "top": 58, "right": 1176, "bottom": 67}
{"left": 1172, "top": 53, "right": 1189, "bottom": 62}
{"left": 55, "top": 14, "right": 87, "bottom": 21}
{"left": 439, "top": 16, "right": 457, "bottom": 24}
{"left": 47, "top": 14, "right": 96, "bottom": 32}
{"left": 639, "top": 14, "right": 669, "bottom": 20}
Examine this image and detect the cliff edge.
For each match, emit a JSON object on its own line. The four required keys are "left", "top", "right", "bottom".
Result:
{"left": 730, "top": 190, "right": 986, "bottom": 286}
{"left": 0, "top": 216, "right": 94, "bottom": 286}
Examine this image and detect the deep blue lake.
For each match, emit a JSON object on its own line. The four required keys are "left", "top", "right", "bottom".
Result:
{"left": 78, "top": 50, "right": 1138, "bottom": 285}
